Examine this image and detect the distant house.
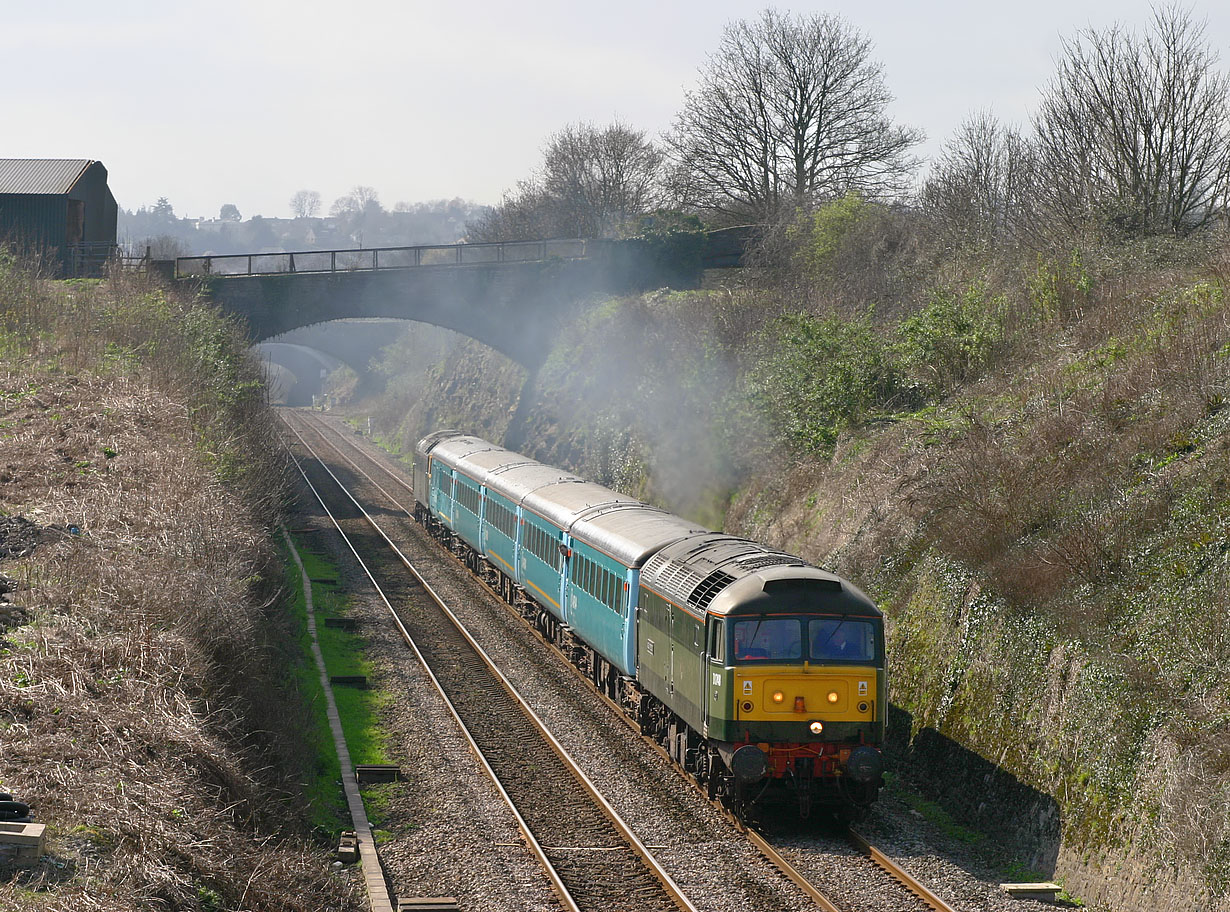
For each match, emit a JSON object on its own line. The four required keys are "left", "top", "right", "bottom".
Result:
{"left": 0, "top": 159, "right": 118, "bottom": 276}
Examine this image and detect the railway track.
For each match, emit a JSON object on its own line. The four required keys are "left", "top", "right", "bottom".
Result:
{"left": 280, "top": 412, "right": 696, "bottom": 912}
{"left": 280, "top": 409, "right": 962, "bottom": 912}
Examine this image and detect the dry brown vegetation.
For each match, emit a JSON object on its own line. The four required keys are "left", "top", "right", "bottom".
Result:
{"left": 726, "top": 237, "right": 1230, "bottom": 906}
{"left": 0, "top": 257, "right": 360, "bottom": 911}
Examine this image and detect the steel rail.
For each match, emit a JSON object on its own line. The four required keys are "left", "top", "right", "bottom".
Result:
{"left": 281, "top": 428, "right": 581, "bottom": 911}
{"left": 280, "top": 413, "right": 699, "bottom": 912}
{"left": 292, "top": 411, "right": 961, "bottom": 912}
{"left": 848, "top": 827, "right": 959, "bottom": 912}
{"left": 743, "top": 828, "right": 844, "bottom": 912}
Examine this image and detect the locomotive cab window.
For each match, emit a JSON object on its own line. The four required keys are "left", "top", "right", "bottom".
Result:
{"left": 730, "top": 616, "right": 879, "bottom": 664}
{"left": 731, "top": 617, "right": 803, "bottom": 662}
{"left": 808, "top": 618, "right": 877, "bottom": 662}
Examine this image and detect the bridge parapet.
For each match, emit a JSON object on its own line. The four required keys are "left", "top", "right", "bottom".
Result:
{"left": 175, "top": 237, "right": 589, "bottom": 279}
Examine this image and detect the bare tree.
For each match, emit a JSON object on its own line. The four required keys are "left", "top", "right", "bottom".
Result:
{"left": 329, "top": 186, "right": 385, "bottom": 244}
{"left": 135, "top": 234, "right": 190, "bottom": 260}
{"left": 467, "top": 178, "right": 559, "bottom": 242}
{"left": 540, "top": 122, "right": 664, "bottom": 237}
{"left": 329, "top": 186, "right": 382, "bottom": 219}
{"left": 1033, "top": 7, "right": 1230, "bottom": 236}
{"left": 289, "top": 190, "right": 321, "bottom": 219}
{"left": 469, "top": 122, "right": 665, "bottom": 241}
{"left": 920, "top": 112, "right": 1037, "bottom": 251}
{"left": 667, "top": 9, "right": 922, "bottom": 223}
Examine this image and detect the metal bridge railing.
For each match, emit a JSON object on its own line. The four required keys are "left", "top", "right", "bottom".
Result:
{"left": 174, "top": 238, "right": 589, "bottom": 279}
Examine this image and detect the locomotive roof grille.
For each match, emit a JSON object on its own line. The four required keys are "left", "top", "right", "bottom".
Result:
{"left": 735, "top": 554, "right": 804, "bottom": 572}
{"left": 688, "top": 569, "right": 737, "bottom": 610}
{"left": 645, "top": 556, "right": 704, "bottom": 601}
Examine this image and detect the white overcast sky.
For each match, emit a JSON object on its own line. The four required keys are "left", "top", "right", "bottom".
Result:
{"left": 3, "top": 1, "right": 1228, "bottom": 219}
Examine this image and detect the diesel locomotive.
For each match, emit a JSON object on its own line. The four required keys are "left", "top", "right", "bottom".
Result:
{"left": 413, "top": 431, "right": 885, "bottom": 818}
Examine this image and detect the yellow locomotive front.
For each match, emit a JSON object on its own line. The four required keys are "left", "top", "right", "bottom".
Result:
{"left": 707, "top": 580, "right": 886, "bottom": 816}
{"left": 635, "top": 534, "right": 885, "bottom": 818}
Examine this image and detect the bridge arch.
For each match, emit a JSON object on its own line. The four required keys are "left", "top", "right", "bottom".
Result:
{"left": 188, "top": 230, "right": 752, "bottom": 367}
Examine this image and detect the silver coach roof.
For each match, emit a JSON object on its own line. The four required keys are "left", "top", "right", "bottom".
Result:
{"left": 483, "top": 462, "right": 583, "bottom": 504}
{"left": 522, "top": 480, "right": 637, "bottom": 530}
{"left": 418, "top": 432, "right": 728, "bottom": 570}
{"left": 414, "top": 429, "right": 462, "bottom": 459}
{"left": 429, "top": 435, "right": 510, "bottom": 471}
{"left": 459, "top": 448, "right": 536, "bottom": 477}
{"left": 572, "top": 508, "right": 709, "bottom": 567}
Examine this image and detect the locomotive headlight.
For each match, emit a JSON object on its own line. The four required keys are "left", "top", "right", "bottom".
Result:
{"left": 827, "top": 691, "right": 839, "bottom": 704}
{"left": 772, "top": 690, "right": 785, "bottom": 703}
{"left": 809, "top": 720, "right": 824, "bottom": 735}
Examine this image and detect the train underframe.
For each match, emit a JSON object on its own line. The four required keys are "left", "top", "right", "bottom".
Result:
{"left": 416, "top": 507, "right": 876, "bottom": 820}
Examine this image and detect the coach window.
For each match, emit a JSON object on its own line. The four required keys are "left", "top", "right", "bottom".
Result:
{"left": 708, "top": 618, "right": 725, "bottom": 663}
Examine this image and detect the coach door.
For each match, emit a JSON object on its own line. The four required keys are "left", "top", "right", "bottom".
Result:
{"left": 704, "top": 617, "right": 724, "bottom": 734}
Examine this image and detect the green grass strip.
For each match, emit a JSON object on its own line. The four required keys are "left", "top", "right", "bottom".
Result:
{"left": 282, "top": 537, "right": 390, "bottom": 832}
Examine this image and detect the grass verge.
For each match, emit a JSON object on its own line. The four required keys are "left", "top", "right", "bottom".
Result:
{"left": 284, "top": 537, "right": 392, "bottom": 832}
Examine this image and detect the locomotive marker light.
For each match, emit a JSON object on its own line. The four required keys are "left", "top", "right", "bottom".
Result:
{"left": 794, "top": 696, "right": 806, "bottom": 713}
{"left": 827, "top": 690, "right": 840, "bottom": 703}
{"left": 772, "top": 690, "right": 785, "bottom": 703}
{"left": 809, "top": 720, "right": 824, "bottom": 735}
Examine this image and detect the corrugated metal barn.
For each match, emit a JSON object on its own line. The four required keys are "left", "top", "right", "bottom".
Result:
{"left": 0, "top": 159, "right": 118, "bottom": 276}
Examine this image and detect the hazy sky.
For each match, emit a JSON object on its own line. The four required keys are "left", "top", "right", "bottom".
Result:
{"left": 4, "top": 1, "right": 1228, "bottom": 220}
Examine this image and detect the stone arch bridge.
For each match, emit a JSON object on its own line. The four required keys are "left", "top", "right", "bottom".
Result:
{"left": 178, "top": 229, "right": 751, "bottom": 368}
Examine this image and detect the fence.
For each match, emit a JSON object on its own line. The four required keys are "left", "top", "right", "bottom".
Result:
{"left": 67, "top": 243, "right": 124, "bottom": 278}
{"left": 174, "top": 238, "right": 589, "bottom": 279}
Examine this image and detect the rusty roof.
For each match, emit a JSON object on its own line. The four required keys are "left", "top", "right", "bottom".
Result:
{"left": 0, "top": 159, "right": 94, "bottom": 195}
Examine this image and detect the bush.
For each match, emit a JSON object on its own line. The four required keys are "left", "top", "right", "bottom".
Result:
{"left": 750, "top": 311, "right": 903, "bottom": 450}
{"left": 897, "top": 281, "right": 1005, "bottom": 397}
{"left": 788, "top": 192, "right": 870, "bottom": 280}
{"left": 750, "top": 282, "right": 1006, "bottom": 453}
